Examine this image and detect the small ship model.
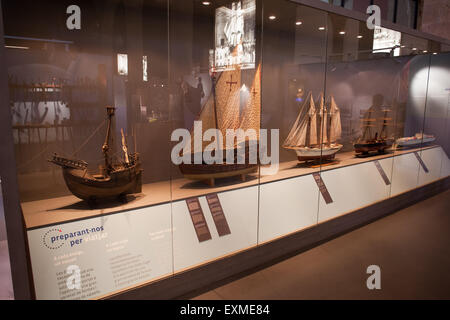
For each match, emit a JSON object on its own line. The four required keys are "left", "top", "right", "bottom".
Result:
{"left": 395, "top": 133, "right": 436, "bottom": 148}
{"left": 354, "top": 107, "right": 393, "bottom": 156}
{"left": 50, "top": 106, "right": 142, "bottom": 204}
{"left": 283, "top": 92, "right": 343, "bottom": 162}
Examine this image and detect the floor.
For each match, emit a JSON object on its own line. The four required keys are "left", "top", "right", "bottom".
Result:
{"left": 193, "top": 189, "right": 450, "bottom": 300}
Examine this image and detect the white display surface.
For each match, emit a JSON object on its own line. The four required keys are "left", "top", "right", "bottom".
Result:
{"left": 318, "top": 158, "right": 393, "bottom": 223}
{"left": 439, "top": 148, "right": 450, "bottom": 178}
{"left": 27, "top": 204, "right": 172, "bottom": 300}
{"left": 390, "top": 152, "right": 420, "bottom": 196}
{"left": 418, "top": 147, "right": 444, "bottom": 185}
{"left": 258, "top": 175, "right": 319, "bottom": 244}
{"left": 172, "top": 186, "right": 258, "bottom": 272}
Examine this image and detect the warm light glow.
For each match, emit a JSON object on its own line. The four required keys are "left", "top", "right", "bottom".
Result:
{"left": 357, "top": 35, "right": 363, "bottom": 39}
{"left": 318, "top": 26, "right": 325, "bottom": 31}
{"left": 412, "top": 48, "right": 417, "bottom": 51}
{"left": 117, "top": 53, "right": 128, "bottom": 76}
{"left": 433, "top": 52, "right": 438, "bottom": 55}
{"left": 143, "top": 56, "right": 148, "bottom": 82}
{"left": 269, "top": 15, "right": 276, "bottom": 20}
{"left": 5, "top": 45, "right": 29, "bottom": 50}
{"left": 295, "top": 21, "right": 302, "bottom": 25}
{"left": 339, "top": 31, "right": 346, "bottom": 35}
{"left": 423, "top": 50, "right": 428, "bottom": 53}
{"left": 202, "top": 1, "right": 211, "bottom": 5}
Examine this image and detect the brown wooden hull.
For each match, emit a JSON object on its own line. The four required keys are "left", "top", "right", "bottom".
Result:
{"left": 61, "top": 165, "right": 142, "bottom": 201}
{"left": 354, "top": 140, "right": 392, "bottom": 155}
{"left": 297, "top": 154, "right": 336, "bottom": 162}
{"left": 179, "top": 163, "right": 257, "bottom": 179}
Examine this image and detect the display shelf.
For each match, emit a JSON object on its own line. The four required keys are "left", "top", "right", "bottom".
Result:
{"left": 172, "top": 186, "right": 259, "bottom": 272}
{"left": 258, "top": 175, "right": 319, "bottom": 243}
{"left": 317, "top": 157, "right": 393, "bottom": 223}
{"left": 22, "top": 145, "right": 444, "bottom": 230}
{"left": 27, "top": 203, "right": 173, "bottom": 300}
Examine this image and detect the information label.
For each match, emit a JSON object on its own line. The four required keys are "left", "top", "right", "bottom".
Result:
{"left": 186, "top": 198, "right": 212, "bottom": 242}
{"left": 374, "top": 160, "right": 391, "bottom": 185}
{"left": 312, "top": 173, "right": 333, "bottom": 204}
{"left": 414, "top": 152, "right": 429, "bottom": 173}
{"left": 206, "top": 194, "right": 231, "bottom": 237}
{"left": 27, "top": 204, "right": 173, "bottom": 300}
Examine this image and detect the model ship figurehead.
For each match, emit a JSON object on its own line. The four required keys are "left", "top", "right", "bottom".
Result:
{"left": 283, "top": 91, "right": 343, "bottom": 163}
{"left": 49, "top": 106, "right": 143, "bottom": 205}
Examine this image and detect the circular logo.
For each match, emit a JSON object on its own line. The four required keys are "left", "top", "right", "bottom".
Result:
{"left": 42, "top": 229, "right": 65, "bottom": 250}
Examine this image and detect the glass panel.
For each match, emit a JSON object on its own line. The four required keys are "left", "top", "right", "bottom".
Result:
{"left": 168, "top": 0, "right": 260, "bottom": 272}
{"left": 258, "top": 1, "right": 326, "bottom": 242}
{"left": 0, "top": 180, "right": 14, "bottom": 300}
{"left": 318, "top": 14, "right": 404, "bottom": 222}
{"left": 4, "top": 0, "right": 173, "bottom": 299}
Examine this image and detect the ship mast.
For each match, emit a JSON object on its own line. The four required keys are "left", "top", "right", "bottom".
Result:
{"left": 102, "top": 106, "right": 115, "bottom": 172}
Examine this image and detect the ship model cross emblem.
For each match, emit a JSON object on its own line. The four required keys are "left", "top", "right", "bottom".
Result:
{"left": 226, "top": 75, "right": 238, "bottom": 92}
{"left": 49, "top": 106, "right": 143, "bottom": 206}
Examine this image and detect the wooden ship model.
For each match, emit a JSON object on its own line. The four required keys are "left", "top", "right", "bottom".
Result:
{"left": 354, "top": 107, "right": 393, "bottom": 155}
{"left": 50, "top": 106, "right": 143, "bottom": 204}
{"left": 178, "top": 65, "right": 261, "bottom": 187}
{"left": 283, "top": 92, "right": 343, "bottom": 162}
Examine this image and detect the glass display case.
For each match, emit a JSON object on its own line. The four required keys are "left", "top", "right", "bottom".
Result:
{"left": 1, "top": 0, "right": 449, "bottom": 299}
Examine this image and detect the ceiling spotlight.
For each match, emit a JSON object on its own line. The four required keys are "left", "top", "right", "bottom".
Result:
{"left": 357, "top": 35, "right": 363, "bottom": 39}
{"left": 296, "top": 21, "right": 302, "bottom": 25}
{"left": 433, "top": 52, "right": 437, "bottom": 55}
{"left": 269, "top": 15, "right": 276, "bottom": 20}
{"left": 339, "top": 31, "right": 346, "bottom": 35}
{"left": 318, "top": 26, "right": 325, "bottom": 31}
{"left": 412, "top": 48, "right": 417, "bottom": 50}
{"left": 202, "top": 1, "right": 211, "bottom": 5}
{"left": 423, "top": 50, "right": 428, "bottom": 53}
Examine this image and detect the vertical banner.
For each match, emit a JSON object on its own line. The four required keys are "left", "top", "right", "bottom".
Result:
{"left": 414, "top": 152, "right": 429, "bottom": 173}
{"left": 186, "top": 198, "right": 212, "bottom": 243}
{"left": 312, "top": 173, "right": 333, "bottom": 204}
{"left": 206, "top": 194, "right": 231, "bottom": 237}
{"left": 374, "top": 160, "right": 391, "bottom": 185}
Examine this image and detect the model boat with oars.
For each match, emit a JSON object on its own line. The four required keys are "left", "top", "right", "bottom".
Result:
{"left": 178, "top": 65, "right": 261, "bottom": 187}
{"left": 395, "top": 133, "right": 436, "bottom": 148}
{"left": 354, "top": 107, "right": 393, "bottom": 155}
{"left": 283, "top": 92, "right": 343, "bottom": 162}
{"left": 50, "top": 106, "right": 142, "bottom": 204}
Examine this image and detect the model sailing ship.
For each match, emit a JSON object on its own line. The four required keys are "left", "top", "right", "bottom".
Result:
{"left": 395, "top": 133, "right": 436, "bottom": 148}
{"left": 354, "top": 107, "right": 393, "bottom": 155}
{"left": 178, "top": 65, "right": 261, "bottom": 187}
{"left": 283, "top": 92, "right": 343, "bottom": 162}
{"left": 50, "top": 106, "right": 142, "bottom": 204}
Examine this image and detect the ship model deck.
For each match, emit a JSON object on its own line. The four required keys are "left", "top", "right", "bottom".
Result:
{"left": 179, "top": 64, "right": 261, "bottom": 187}
{"left": 283, "top": 92, "right": 343, "bottom": 163}
{"left": 50, "top": 106, "right": 143, "bottom": 204}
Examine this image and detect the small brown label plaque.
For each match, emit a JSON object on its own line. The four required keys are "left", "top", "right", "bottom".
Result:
{"left": 414, "top": 152, "right": 429, "bottom": 173}
{"left": 374, "top": 160, "right": 391, "bottom": 185}
{"left": 186, "top": 198, "right": 212, "bottom": 243}
{"left": 312, "top": 173, "right": 333, "bottom": 204}
{"left": 206, "top": 194, "right": 231, "bottom": 237}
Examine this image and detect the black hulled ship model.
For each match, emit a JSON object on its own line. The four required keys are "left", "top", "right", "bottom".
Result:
{"left": 50, "top": 106, "right": 142, "bottom": 205}
{"left": 354, "top": 107, "right": 394, "bottom": 156}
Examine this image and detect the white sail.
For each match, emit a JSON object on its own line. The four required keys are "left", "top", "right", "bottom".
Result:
{"left": 329, "top": 96, "right": 342, "bottom": 143}
{"left": 283, "top": 92, "right": 311, "bottom": 147}
{"left": 308, "top": 94, "right": 318, "bottom": 146}
{"left": 318, "top": 93, "right": 328, "bottom": 145}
